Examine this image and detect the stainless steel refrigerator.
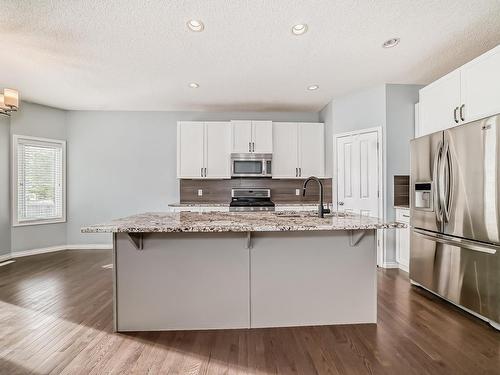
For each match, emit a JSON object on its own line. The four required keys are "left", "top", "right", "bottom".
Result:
{"left": 410, "top": 114, "right": 500, "bottom": 329}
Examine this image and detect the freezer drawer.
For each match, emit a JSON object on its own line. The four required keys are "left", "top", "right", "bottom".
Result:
{"left": 410, "top": 229, "right": 499, "bottom": 324}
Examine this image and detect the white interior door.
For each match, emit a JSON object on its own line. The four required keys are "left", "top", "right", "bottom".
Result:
{"left": 231, "top": 121, "right": 252, "bottom": 153}
{"left": 205, "top": 122, "right": 231, "bottom": 178}
{"left": 177, "top": 121, "right": 205, "bottom": 178}
{"left": 272, "top": 122, "right": 298, "bottom": 178}
{"left": 299, "top": 123, "right": 325, "bottom": 178}
{"left": 252, "top": 121, "right": 273, "bottom": 153}
{"left": 336, "top": 130, "right": 379, "bottom": 218}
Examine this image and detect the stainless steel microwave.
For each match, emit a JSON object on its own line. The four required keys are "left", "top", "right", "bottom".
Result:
{"left": 231, "top": 153, "right": 272, "bottom": 177}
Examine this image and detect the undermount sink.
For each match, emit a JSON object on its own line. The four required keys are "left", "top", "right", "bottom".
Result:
{"left": 274, "top": 211, "right": 346, "bottom": 218}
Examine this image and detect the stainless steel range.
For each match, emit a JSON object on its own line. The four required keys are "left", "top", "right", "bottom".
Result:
{"left": 229, "top": 188, "right": 275, "bottom": 212}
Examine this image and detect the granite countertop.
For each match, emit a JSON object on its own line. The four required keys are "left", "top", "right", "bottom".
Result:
{"left": 81, "top": 211, "right": 405, "bottom": 234}
{"left": 168, "top": 202, "right": 322, "bottom": 207}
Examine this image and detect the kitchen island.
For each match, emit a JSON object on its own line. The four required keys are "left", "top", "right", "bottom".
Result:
{"left": 82, "top": 211, "right": 403, "bottom": 332}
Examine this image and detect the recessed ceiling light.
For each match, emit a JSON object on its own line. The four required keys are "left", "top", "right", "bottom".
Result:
{"left": 188, "top": 82, "right": 199, "bottom": 88}
{"left": 292, "top": 24, "right": 308, "bottom": 35}
{"left": 187, "top": 20, "right": 204, "bottom": 32}
{"left": 307, "top": 85, "right": 319, "bottom": 91}
{"left": 382, "top": 38, "right": 400, "bottom": 48}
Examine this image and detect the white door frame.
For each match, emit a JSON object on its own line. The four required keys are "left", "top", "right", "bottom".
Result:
{"left": 333, "top": 126, "right": 386, "bottom": 267}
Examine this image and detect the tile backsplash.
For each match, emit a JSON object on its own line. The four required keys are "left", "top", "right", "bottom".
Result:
{"left": 180, "top": 178, "right": 332, "bottom": 204}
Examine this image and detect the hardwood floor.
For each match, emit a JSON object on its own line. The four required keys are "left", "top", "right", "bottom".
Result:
{"left": 0, "top": 250, "right": 498, "bottom": 375}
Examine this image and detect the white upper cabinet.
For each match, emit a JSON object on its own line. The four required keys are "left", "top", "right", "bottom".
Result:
{"left": 418, "top": 45, "right": 500, "bottom": 137}
{"left": 419, "top": 70, "right": 461, "bottom": 136}
{"left": 177, "top": 121, "right": 231, "bottom": 179}
{"left": 231, "top": 120, "right": 253, "bottom": 153}
{"left": 205, "top": 122, "right": 232, "bottom": 178}
{"left": 460, "top": 47, "right": 500, "bottom": 123}
{"left": 252, "top": 121, "right": 273, "bottom": 153}
{"left": 299, "top": 123, "right": 325, "bottom": 178}
{"left": 177, "top": 121, "right": 205, "bottom": 178}
{"left": 231, "top": 120, "right": 272, "bottom": 153}
{"left": 272, "top": 122, "right": 299, "bottom": 178}
{"left": 272, "top": 122, "right": 325, "bottom": 178}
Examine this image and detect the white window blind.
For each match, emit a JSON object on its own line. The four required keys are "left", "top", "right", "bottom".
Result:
{"left": 13, "top": 135, "right": 66, "bottom": 225}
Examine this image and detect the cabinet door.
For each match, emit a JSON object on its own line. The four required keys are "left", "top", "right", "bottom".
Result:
{"left": 299, "top": 123, "right": 325, "bottom": 178}
{"left": 397, "top": 226, "right": 410, "bottom": 271}
{"left": 272, "top": 122, "right": 298, "bottom": 178}
{"left": 460, "top": 46, "right": 500, "bottom": 123}
{"left": 231, "top": 121, "right": 252, "bottom": 153}
{"left": 252, "top": 121, "right": 273, "bottom": 153}
{"left": 205, "top": 122, "right": 231, "bottom": 178}
{"left": 177, "top": 121, "right": 205, "bottom": 178}
{"left": 419, "top": 70, "right": 461, "bottom": 137}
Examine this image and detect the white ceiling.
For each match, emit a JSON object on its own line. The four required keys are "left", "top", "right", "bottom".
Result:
{"left": 1, "top": 0, "right": 499, "bottom": 112}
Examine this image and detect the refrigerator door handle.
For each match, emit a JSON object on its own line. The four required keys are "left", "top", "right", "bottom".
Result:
{"left": 439, "top": 140, "right": 452, "bottom": 223}
{"left": 433, "top": 141, "right": 444, "bottom": 223}
{"left": 413, "top": 228, "right": 498, "bottom": 254}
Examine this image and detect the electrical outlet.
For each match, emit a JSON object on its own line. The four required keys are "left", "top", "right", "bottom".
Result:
{"left": 295, "top": 189, "right": 300, "bottom": 196}
{"left": 197, "top": 189, "right": 203, "bottom": 196}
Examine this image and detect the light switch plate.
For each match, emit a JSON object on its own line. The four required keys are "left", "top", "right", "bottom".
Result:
{"left": 295, "top": 189, "right": 300, "bottom": 196}
{"left": 198, "top": 189, "right": 203, "bottom": 196}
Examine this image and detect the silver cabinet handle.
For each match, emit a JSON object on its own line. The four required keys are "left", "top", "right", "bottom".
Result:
{"left": 252, "top": 142, "right": 255, "bottom": 152}
{"left": 204, "top": 167, "right": 207, "bottom": 177}
{"left": 201, "top": 167, "right": 203, "bottom": 177}
{"left": 295, "top": 168, "right": 298, "bottom": 177}
{"left": 453, "top": 107, "right": 459, "bottom": 124}
{"left": 299, "top": 167, "right": 302, "bottom": 177}
{"left": 402, "top": 214, "right": 410, "bottom": 218}
{"left": 459, "top": 104, "right": 465, "bottom": 122}
{"left": 413, "top": 229, "right": 498, "bottom": 254}
{"left": 338, "top": 201, "right": 344, "bottom": 206}
{"left": 249, "top": 142, "right": 251, "bottom": 152}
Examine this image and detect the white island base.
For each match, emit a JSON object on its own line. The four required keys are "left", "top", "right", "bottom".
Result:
{"left": 113, "top": 230, "right": 377, "bottom": 332}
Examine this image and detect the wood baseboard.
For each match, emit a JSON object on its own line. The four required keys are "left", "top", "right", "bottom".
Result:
{"left": 9, "top": 244, "right": 112, "bottom": 259}
{"left": 381, "top": 261, "right": 399, "bottom": 269}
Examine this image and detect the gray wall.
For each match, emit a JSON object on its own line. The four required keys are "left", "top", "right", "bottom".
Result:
{"left": 67, "top": 111, "right": 319, "bottom": 245}
{"left": 331, "top": 85, "right": 386, "bottom": 135}
{"left": 0, "top": 116, "right": 10, "bottom": 257}
{"left": 385, "top": 84, "right": 423, "bottom": 262}
{"left": 325, "top": 84, "right": 420, "bottom": 264}
{"left": 9, "top": 102, "right": 68, "bottom": 252}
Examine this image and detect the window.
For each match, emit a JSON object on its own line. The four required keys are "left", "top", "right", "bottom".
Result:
{"left": 13, "top": 135, "right": 66, "bottom": 226}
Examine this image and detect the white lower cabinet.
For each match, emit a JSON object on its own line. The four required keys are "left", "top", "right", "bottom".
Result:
{"left": 395, "top": 208, "right": 410, "bottom": 272}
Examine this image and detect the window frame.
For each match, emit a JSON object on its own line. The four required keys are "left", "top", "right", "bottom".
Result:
{"left": 12, "top": 134, "right": 67, "bottom": 227}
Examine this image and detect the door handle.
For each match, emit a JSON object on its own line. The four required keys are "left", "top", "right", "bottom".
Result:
{"left": 252, "top": 142, "right": 255, "bottom": 152}
{"left": 413, "top": 229, "right": 498, "bottom": 254}
{"left": 453, "top": 107, "right": 459, "bottom": 124}
{"left": 204, "top": 167, "right": 207, "bottom": 177}
{"left": 433, "top": 141, "right": 444, "bottom": 223}
{"left": 338, "top": 201, "right": 344, "bottom": 206}
{"left": 459, "top": 104, "right": 465, "bottom": 122}
{"left": 295, "top": 167, "right": 298, "bottom": 177}
{"left": 249, "top": 142, "right": 251, "bottom": 152}
{"left": 201, "top": 167, "right": 203, "bottom": 177}
{"left": 299, "top": 167, "right": 301, "bottom": 177}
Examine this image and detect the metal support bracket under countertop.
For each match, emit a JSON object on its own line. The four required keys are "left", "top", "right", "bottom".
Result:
{"left": 245, "top": 232, "right": 253, "bottom": 249}
{"left": 349, "top": 230, "right": 367, "bottom": 247}
{"left": 127, "top": 233, "right": 144, "bottom": 250}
